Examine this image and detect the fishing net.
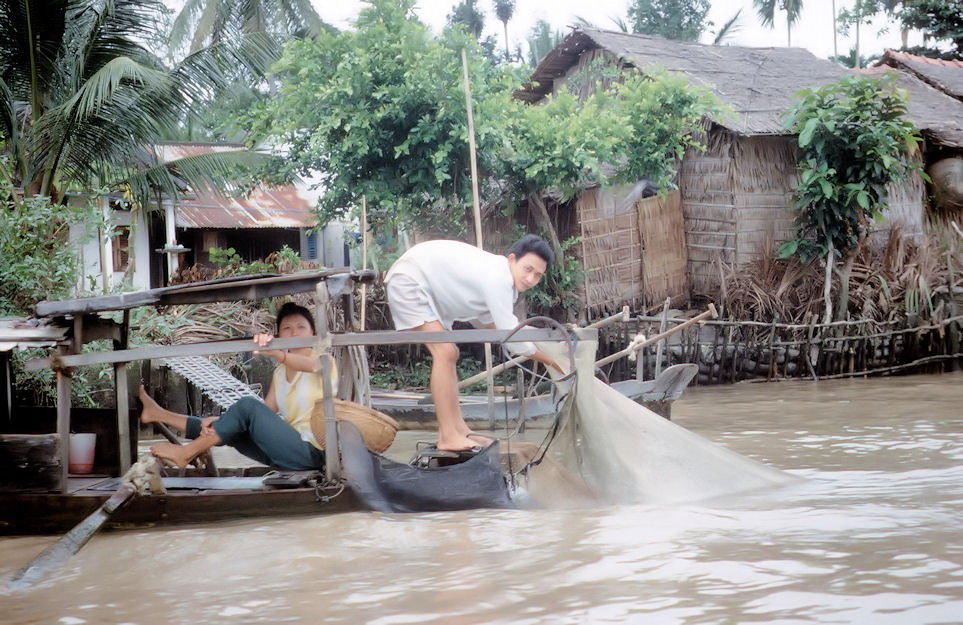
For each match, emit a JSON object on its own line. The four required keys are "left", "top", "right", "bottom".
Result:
{"left": 522, "top": 329, "right": 799, "bottom": 507}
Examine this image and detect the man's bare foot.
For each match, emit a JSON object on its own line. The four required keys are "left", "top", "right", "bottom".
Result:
{"left": 437, "top": 433, "right": 482, "bottom": 453}
{"left": 150, "top": 442, "right": 198, "bottom": 468}
{"left": 467, "top": 432, "right": 494, "bottom": 447}
{"left": 139, "top": 385, "right": 163, "bottom": 424}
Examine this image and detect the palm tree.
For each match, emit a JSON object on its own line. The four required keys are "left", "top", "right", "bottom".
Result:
{"left": 829, "top": 45, "right": 879, "bottom": 68}
{"left": 0, "top": 0, "right": 278, "bottom": 203}
{"left": 169, "top": 0, "right": 326, "bottom": 55}
{"left": 526, "top": 20, "right": 563, "bottom": 67}
{"left": 753, "top": 0, "right": 804, "bottom": 46}
{"left": 493, "top": 0, "right": 515, "bottom": 61}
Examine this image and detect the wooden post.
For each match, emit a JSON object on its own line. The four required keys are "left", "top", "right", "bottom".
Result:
{"left": 114, "top": 310, "right": 131, "bottom": 473}
{"left": 653, "top": 298, "right": 670, "bottom": 379}
{"left": 515, "top": 368, "right": 526, "bottom": 434}
{"left": 315, "top": 282, "right": 340, "bottom": 481}
{"left": 56, "top": 345, "right": 71, "bottom": 493}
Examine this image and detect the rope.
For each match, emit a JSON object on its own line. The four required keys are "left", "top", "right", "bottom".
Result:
{"left": 626, "top": 332, "right": 648, "bottom": 362}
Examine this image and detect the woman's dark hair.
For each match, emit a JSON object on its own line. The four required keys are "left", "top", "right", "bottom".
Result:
{"left": 507, "top": 234, "right": 554, "bottom": 267}
{"left": 276, "top": 302, "right": 316, "bottom": 335}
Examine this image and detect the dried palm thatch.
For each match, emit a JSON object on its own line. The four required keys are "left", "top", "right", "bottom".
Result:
{"left": 716, "top": 228, "right": 956, "bottom": 329}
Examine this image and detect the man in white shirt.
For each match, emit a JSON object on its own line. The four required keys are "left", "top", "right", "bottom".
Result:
{"left": 386, "top": 235, "right": 560, "bottom": 452}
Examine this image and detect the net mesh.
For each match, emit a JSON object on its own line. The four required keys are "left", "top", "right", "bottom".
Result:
{"left": 523, "top": 330, "right": 799, "bottom": 507}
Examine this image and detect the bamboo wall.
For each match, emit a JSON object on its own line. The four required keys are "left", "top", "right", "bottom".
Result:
{"left": 577, "top": 187, "right": 644, "bottom": 318}
{"left": 575, "top": 187, "right": 688, "bottom": 318}
{"left": 679, "top": 131, "right": 737, "bottom": 295}
{"left": 681, "top": 129, "right": 928, "bottom": 296}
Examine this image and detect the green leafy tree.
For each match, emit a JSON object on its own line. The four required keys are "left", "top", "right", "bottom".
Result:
{"left": 899, "top": 0, "right": 963, "bottom": 54}
{"left": 780, "top": 74, "right": 923, "bottom": 322}
{"left": 754, "top": 0, "right": 804, "bottom": 46}
{"left": 0, "top": 0, "right": 279, "bottom": 204}
{"left": 627, "top": 0, "right": 712, "bottom": 41}
{"left": 244, "top": 0, "right": 508, "bottom": 234}
{"left": 245, "top": 0, "right": 720, "bottom": 306}
{"left": 838, "top": 1, "right": 962, "bottom": 58}
{"left": 0, "top": 148, "right": 97, "bottom": 314}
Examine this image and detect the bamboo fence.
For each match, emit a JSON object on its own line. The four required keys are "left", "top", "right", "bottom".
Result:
{"left": 596, "top": 313, "right": 963, "bottom": 385}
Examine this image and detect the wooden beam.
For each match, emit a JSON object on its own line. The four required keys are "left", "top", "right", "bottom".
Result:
{"left": 35, "top": 270, "right": 376, "bottom": 317}
{"left": 26, "top": 328, "right": 581, "bottom": 371}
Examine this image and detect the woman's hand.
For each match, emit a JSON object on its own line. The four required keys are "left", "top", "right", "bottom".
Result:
{"left": 253, "top": 333, "right": 287, "bottom": 364}
{"left": 200, "top": 416, "right": 219, "bottom": 438}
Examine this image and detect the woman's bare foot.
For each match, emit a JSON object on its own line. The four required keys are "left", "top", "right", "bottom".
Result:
{"left": 139, "top": 385, "right": 163, "bottom": 424}
{"left": 150, "top": 442, "right": 198, "bottom": 468}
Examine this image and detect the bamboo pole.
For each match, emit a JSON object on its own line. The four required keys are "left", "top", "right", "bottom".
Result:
{"left": 360, "top": 196, "right": 368, "bottom": 332}
{"left": 461, "top": 48, "right": 495, "bottom": 427}
{"left": 595, "top": 304, "right": 718, "bottom": 369}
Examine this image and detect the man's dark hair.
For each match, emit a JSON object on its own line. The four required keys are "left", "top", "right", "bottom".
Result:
{"left": 276, "top": 302, "right": 316, "bottom": 334}
{"left": 507, "top": 234, "right": 554, "bottom": 267}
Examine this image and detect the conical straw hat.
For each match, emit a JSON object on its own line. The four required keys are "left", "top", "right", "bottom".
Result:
{"left": 311, "top": 398, "right": 399, "bottom": 454}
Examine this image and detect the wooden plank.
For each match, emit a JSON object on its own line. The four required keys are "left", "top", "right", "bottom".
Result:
{"left": 26, "top": 328, "right": 581, "bottom": 371}
{"left": 0, "top": 486, "right": 362, "bottom": 535}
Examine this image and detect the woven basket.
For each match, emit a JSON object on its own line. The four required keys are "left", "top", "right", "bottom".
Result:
{"left": 310, "top": 398, "right": 399, "bottom": 454}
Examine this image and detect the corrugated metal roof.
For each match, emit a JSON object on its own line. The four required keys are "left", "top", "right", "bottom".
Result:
{"left": 154, "top": 142, "right": 317, "bottom": 229}
{"left": 516, "top": 29, "right": 963, "bottom": 147}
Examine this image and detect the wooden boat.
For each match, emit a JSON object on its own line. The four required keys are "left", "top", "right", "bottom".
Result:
{"left": 373, "top": 363, "right": 698, "bottom": 426}
{"left": 0, "top": 271, "right": 575, "bottom": 535}
{"left": 2, "top": 270, "right": 713, "bottom": 537}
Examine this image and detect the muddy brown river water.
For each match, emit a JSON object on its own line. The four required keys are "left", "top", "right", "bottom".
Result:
{"left": 2, "top": 371, "right": 962, "bottom": 624}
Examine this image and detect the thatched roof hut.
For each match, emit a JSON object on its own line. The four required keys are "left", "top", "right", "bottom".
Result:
{"left": 518, "top": 29, "right": 962, "bottom": 311}
{"left": 878, "top": 50, "right": 963, "bottom": 103}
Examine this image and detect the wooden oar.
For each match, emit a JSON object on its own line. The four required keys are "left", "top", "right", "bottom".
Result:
{"left": 8, "top": 455, "right": 165, "bottom": 590}
{"left": 594, "top": 303, "right": 718, "bottom": 368}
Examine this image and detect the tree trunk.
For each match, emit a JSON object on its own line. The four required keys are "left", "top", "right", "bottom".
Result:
{"left": 832, "top": 0, "right": 838, "bottom": 57}
{"left": 834, "top": 250, "right": 855, "bottom": 322}
{"left": 822, "top": 241, "right": 835, "bottom": 325}
{"left": 854, "top": 0, "right": 861, "bottom": 67}
{"left": 528, "top": 192, "right": 563, "bottom": 262}
{"left": 503, "top": 21, "right": 510, "bottom": 61}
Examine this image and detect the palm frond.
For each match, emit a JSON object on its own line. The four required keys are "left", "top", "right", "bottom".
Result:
{"left": 114, "top": 148, "right": 285, "bottom": 210}
{"left": 753, "top": 0, "right": 777, "bottom": 29}
{"left": 169, "top": 0, "right": 208, "bottom": 55}
{"left": 62, "top": 56, "right": 173, "bottom": 120}
{"left": 713, "top": 9, "right": 743, "bottom": 45}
